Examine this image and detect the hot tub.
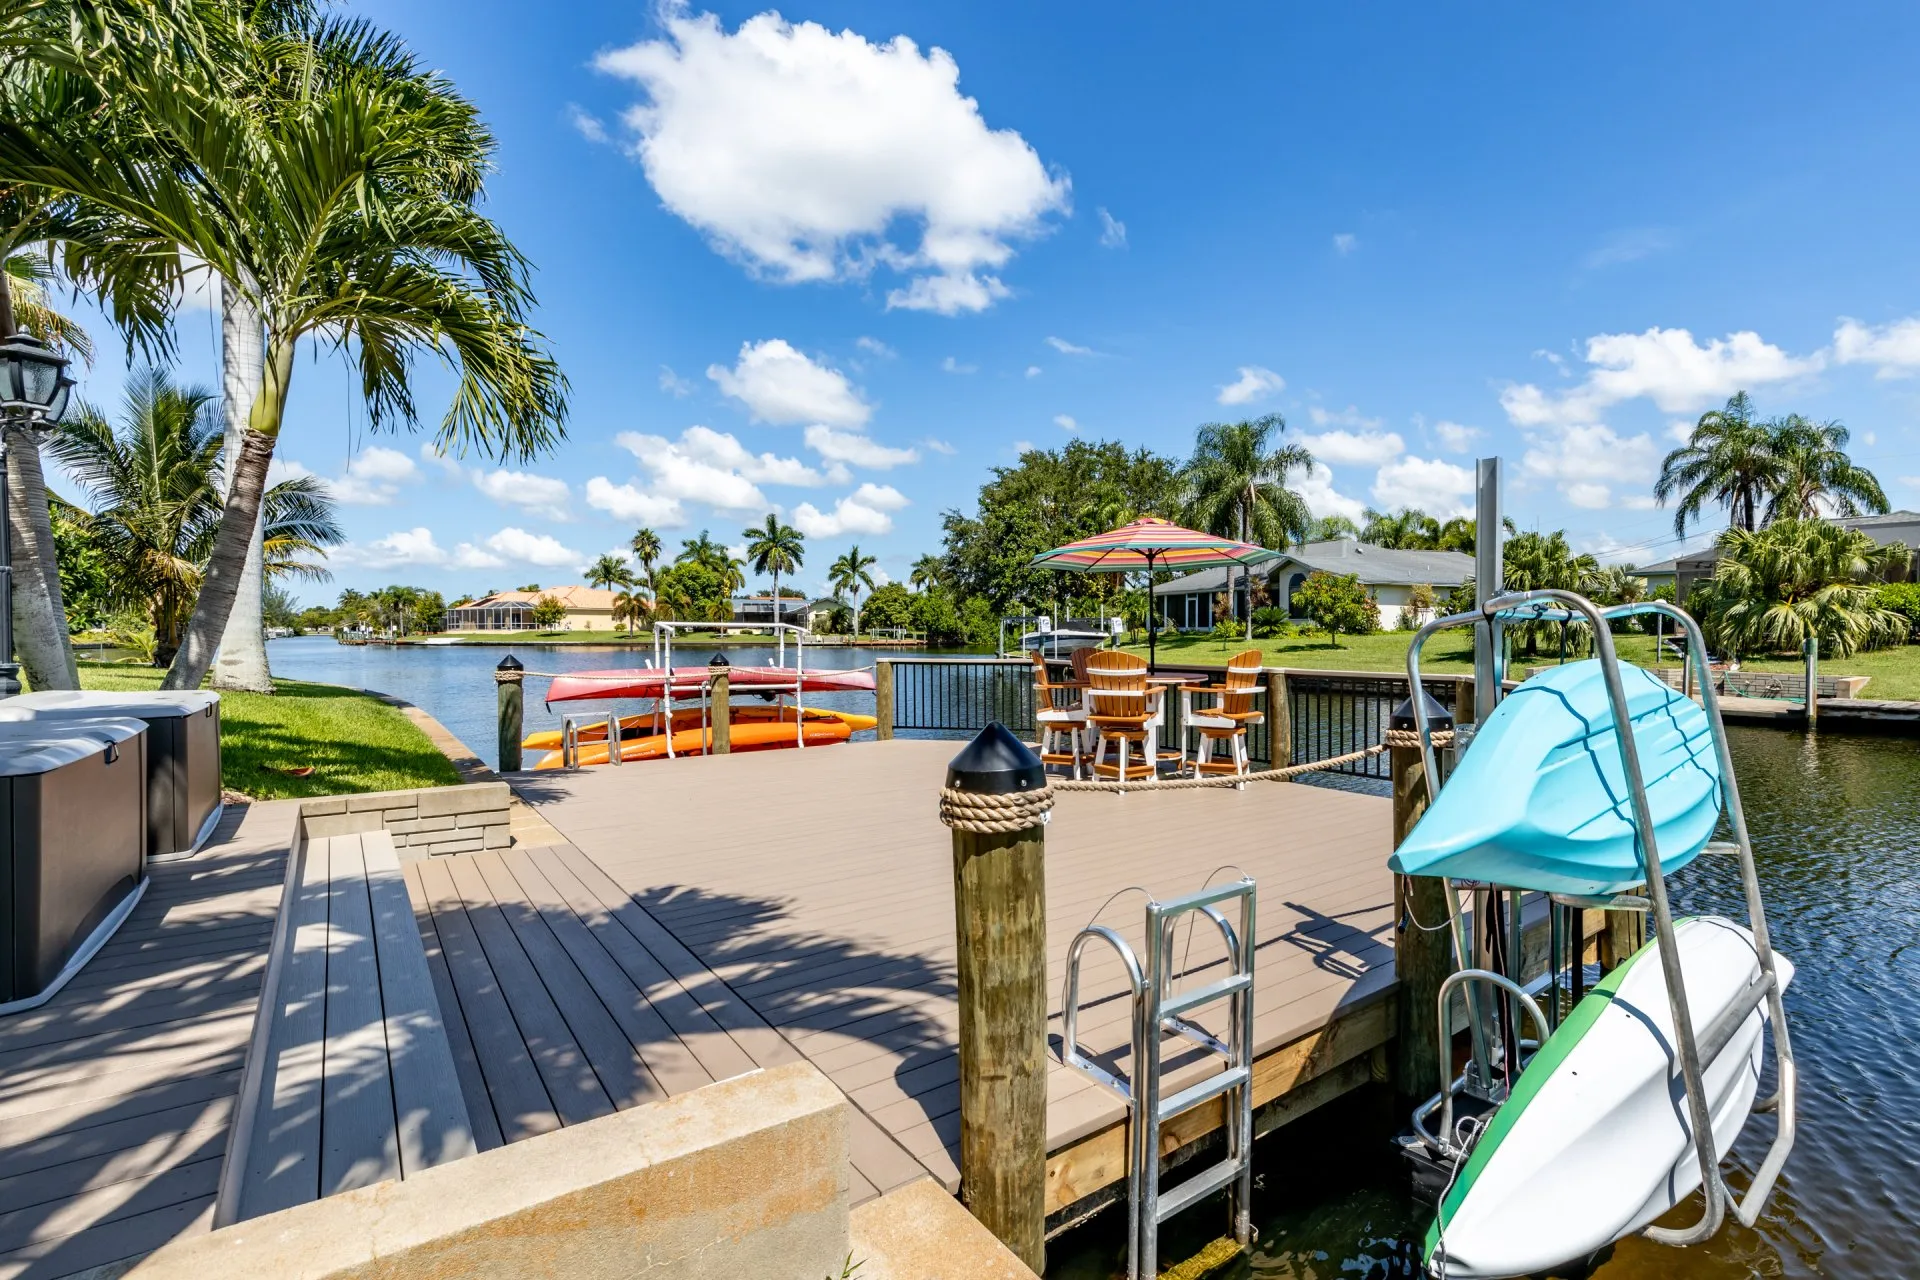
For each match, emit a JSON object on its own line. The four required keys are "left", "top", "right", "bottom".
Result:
{"left": 0, "top": 690, "right": 222, "bottom": 860}
{"left": 0, "top": 717, "right": 149, "bottom": 1012}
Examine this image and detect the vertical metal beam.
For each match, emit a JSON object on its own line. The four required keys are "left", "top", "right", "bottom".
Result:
{"left": 1473, "top": 457, "right": 1503, "bottom": 723}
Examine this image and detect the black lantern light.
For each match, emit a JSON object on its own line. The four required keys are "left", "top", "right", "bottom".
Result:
{"left": 0, "top": 332, "right": 76, "bottom": 696}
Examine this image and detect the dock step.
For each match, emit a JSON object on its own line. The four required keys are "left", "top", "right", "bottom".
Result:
{"left": 1062, "top": 879, "right": 1257, "bottom": 1280}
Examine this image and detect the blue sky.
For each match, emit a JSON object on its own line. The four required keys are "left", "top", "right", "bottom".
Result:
{"left": 54, "top": 2, "right": 1920, "bottom": 602}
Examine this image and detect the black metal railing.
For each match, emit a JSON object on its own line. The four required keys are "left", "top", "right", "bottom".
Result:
{"left": 1284, "top": 673, "right": 1450, "bottom": 779}
{"left": 890, "top": 658, "right": 1036, "bottom": 735}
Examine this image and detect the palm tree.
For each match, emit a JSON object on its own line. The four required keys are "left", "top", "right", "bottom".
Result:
{"left": 909, "top": 553, "right": 944, "bottom": 592}
{"left": 1656, "top": 392, "right": 1780, "bottom": 537}
{"left": 630, "top": 526, "right": 662, "bottom": 596}
{"left": 584, "top": 553, "right": 634, "bottom": 593}
{"left": 1695, "top": 518, "right": 1907, "bottom": 659}
{"left": 47, "top": 369, "right": 342, "bottom": 667}
{"left": 612, "top": 586, "right": 650, "bottom": 635}
{"left": 1307, "top": 515, "right": 1361, "bottom": 542}
{"left": 1502, "top": 529, "right": 1605, "bottom": 656}
{"left": 829, "top": 546, "right": 878, "bottom": 637}
{"left": 677, "top": 530, "right": 727, "bottom": 571}
{"left": 0, "top": 12, "right": 568, "bottom": 692}
{"left": 1360, "top": 508, "right": 1441, "bottom": 550}
{"left": 1761, "top": 416, "right": 1888, "bottom": 523}
{"left": 1183, "top": 414, "right": 1314, "bottom": 640}
{"left": 744, "top": 514, "right": 804, "bottom": 626}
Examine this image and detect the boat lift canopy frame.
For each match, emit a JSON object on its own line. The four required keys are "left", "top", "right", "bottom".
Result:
{"left": 1400, "top": 590, "right": 1797, "bottom": 1248}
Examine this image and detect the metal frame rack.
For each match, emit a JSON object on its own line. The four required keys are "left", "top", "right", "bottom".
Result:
{"left": 1061, "top": 879, "right": 1257, "bottom": 1280}
{"left": 1400, "top": 589, "right": 1797, "bottom": 1246}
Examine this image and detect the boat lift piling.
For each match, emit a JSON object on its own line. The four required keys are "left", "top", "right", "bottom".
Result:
{"left": 495, "top": 654, "right": 524, "bottom": 772}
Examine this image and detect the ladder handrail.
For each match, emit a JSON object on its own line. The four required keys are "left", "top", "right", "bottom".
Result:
{"left": 1061, "top": 924, "right": 1145, "bottom": 1100}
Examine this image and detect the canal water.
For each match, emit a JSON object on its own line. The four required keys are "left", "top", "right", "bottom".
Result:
{"left": 267, "top": 636, "right": 1918, "bottom": 1277}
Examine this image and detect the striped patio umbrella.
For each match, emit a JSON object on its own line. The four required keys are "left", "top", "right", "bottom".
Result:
{"left": 1031, "top": 517, "right": 1281, "bottom": 669}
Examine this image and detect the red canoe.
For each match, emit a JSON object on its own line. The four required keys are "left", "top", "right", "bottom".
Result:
{"left": 544, "top": 665, "right": 875, "bottom": 704}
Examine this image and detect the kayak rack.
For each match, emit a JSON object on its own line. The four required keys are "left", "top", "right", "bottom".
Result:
{"left": 652, "top": 620, "right": 815, "bottom": 758}
{"left": 1401, "top": 590, "right": 1798, "bottom": 1245}
{"left": 1060, "top": 878, "right": 1256, "bottom": 1280}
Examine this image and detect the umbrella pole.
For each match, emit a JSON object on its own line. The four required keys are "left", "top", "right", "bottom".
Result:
{"left": 1147, "top": 551, "right": 1158, "bottom": 674}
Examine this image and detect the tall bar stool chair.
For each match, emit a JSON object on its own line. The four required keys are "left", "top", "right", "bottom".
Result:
{"left": 1181, "top": 649, "right": 1266, "bottom": 778}
{"left": 1085, "top": 650, "right": 1159, "bottom": 782}
{"left": 1030, "top": 650, "right": 1088, "bottom": 778}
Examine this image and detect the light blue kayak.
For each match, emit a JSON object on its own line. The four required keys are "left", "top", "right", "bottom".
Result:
{"left": 1389, "top": 659, "right": 1722, "bottom": 895}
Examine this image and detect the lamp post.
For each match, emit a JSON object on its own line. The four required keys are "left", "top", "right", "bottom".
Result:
{"left": 0, "top": 333, "right": 76, "bottom": 697}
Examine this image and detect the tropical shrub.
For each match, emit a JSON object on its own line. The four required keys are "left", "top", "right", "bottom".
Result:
{"left": 1251, "top": 606, "right": 1290, "bottom": 638}
{"left": 859, "top": 583, "right": 914, "bottom": 632}
{"left": 1294, "top": 571, "right": 1375, "bottom": 645}
{"left": 530, "top": 594, "right": 568, "bottom": 631}
{"left": 1210, "top": 618, "right": 1244, "bottom": 644}
{"left": 1873, "top": 582, "right": 1920, "bottom": 642}
{"left": 1397, "top": 583, "right": 1437, "bottom": 631}
{"left": 1693, "top": 518, "right": 1908, "bottom": 658}
{"left": 909, "top": 589, "right": 966, "bottom": 646}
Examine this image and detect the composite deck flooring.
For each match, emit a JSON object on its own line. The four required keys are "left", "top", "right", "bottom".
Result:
{"left": 0, "top": 802, "right": 295, "bottom": 1280}
{"left": 509, "top": 737, "right": 1397, "bottom": 1193}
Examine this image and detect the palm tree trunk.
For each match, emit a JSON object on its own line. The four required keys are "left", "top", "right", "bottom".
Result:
{"left": 0, "top": 270, "right": 76, "bottom": 691}
{"left": 210, "top": 281, "right": 273, "bottom": 692}
{"left": 771, "top": 568, "right": 780, "bottom": 629}
{"left": 164, "top": 336, "right": 292, "bottom": 691}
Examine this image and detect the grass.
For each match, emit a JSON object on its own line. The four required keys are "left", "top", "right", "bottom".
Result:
{"left": 1123, "top": 628, "right": 1920, "bottom": 699}
{"left": 74, "top": 663, "right": 463, "bottom": 801}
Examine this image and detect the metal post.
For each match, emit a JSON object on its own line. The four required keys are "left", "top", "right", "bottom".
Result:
{"left": 1804, "top": 635, "right": 1818, "bottom": 725}
{"left": 875, "top": 658, "right": 895, "bottom": 740}
{"left": 940, "top": 724, "right": 1049, "bottom": 1272}
{"left": 495, "top": 655, "right": 523, "bottom": 772}
{"left": 0, "top": 428, "right": 16, "bottom": 697}
{"left": 1473, "top": 458, "right": 1503, "bottom": 722}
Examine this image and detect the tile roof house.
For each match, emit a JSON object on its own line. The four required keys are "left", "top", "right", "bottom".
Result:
{"left": 445, "top": 585, "right": 619, "bottom": 632}
{"left": 1152, "top": 539, "right": 1474, "bottom": 630}
{"left": 1638, "top": 511, "right": 1920, "bottom": 600}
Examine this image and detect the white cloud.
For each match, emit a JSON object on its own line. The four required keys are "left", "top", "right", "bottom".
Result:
{"left": 804, "top": 424, "right": 919, "bottom": 469}
{"left": 941, "top": 355, "right": 977, "bottom": 374}
{"left": 1025, "top": 365, "right": 1042, "bottom": 378}
{"left": 1299, "top": 429, "right": 1405, "bottom": 466}
{"left": 1307, "top": 405, "right": 1383, "bottom": 430}
{"left": 475, "top": 528, "right": 583, "bottom": 568}
{"left": 1371, "top": 456, "right": 1476, "bottom": 517}
{"left": 585, "top": 476, "right": 685, "bottom": 527}
{"left": 1097, "top": 207, "right": 1126, "bottom": 249}
{"left": 1054, "top": 414, "right": 1079, "bottom": 432}
{"left": 566, "top": 104, "right": 610, "bottom": 145}
{"left": 790, "top": 483, "right": 909, "bottom": 537}
{"left": 1501, "top": 326, "right": 1821, "bottom": 426}
{"left": 1564, "top": 482, "right": 1613, "bottom": 509}
{"left": 1621, "top": 494, "right": 1659, "bottom": 510}
{"left": 1433, "top": 421, "right": 1482, "bottom": 453}
{"left": 1833, "top": 317, "right": 1920, "bottom": 378}
{"left": 659, "top": 365, "right": 693, "bottom": 397}
{"left": 267, "top": 457, "right": 313, "bottom": 486}
{"left": 1011, "top": 439, "right": 1034, "bottom": 455}
{"left": 331, "top": 527, "right": 448, "bottom": 570}
{"left": 1216, "top": 365, "right": 1284, "bottom": 406}
{"left": 1519, "top": 422, "right": 1663, "bottom": 510}
{"left": 923, "top": 437, "right": 956, "bottom": 456}
{"left": 1296, "top": 462, "right": 1366, "bottom": 523}
{"left": 1046, "top": 335, "right": 1096, "bottom": 356}
{"left": 1332, "top": 233, "right": 1357, "bottom": 255}
{"left": 855, "top": 336, "right": 896, "bottom": 359}
{"left": 595, "top": 9, "right": 1068, "bottom": 314}
{"left": 473, "top": 469, "right": 572, "bottom": 521}
{"left": 708, "top": 339, "right": 871, "bottom": 427}
{"left": 615, "top": 425, "right": 832, "bottom": 513}
{"left": 417, "top": 441, "right": 465, "bottom": 480}
{"left": 325, "top": 446, "right": 421, "bottom": 506}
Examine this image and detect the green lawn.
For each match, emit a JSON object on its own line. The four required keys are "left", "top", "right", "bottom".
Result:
{"left": 1123, "top": 629, "right": 1920, "bottom": 699}
{"left": 75, "top": 663, "right": 463, "bottom": 801}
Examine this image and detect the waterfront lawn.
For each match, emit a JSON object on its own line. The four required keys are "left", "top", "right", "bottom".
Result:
{"left": 1125, "top": 629, "right": 1920, "bottom": 698}
{"left": 75, "top": 663, "right": 463, "bottom": 801}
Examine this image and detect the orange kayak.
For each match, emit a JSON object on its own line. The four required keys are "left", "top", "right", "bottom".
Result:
{"left": 532, "top": 717, "right": 853, "bottom": 769}
{"left": 522, "top": 704, "right": 875, "bottom": 752}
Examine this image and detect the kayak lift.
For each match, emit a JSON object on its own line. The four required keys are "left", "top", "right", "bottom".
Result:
{"left": 1396, "top": 589, "right": 1797, "bottom": 1274}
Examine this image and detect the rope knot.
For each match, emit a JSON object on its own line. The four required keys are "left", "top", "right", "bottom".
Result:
{"left": 938, "top": 785, "right": 1056, "bottom": 834}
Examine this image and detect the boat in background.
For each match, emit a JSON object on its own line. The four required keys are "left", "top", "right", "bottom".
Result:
{"left": 1390, "top": 658, "right": 1722, "bottom": 896}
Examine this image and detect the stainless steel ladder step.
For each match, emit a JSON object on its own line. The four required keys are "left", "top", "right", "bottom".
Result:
{"left": 1063, "top": 878, "right": 1257, "bottom": 1280}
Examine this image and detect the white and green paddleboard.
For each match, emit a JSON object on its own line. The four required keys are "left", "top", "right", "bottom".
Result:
{"left": 1424, "top": 915, "right": 1793, "bottom": 1279}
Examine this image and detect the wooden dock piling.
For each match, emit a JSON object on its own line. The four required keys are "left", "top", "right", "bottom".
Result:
{"left": 875, "top": 658, "right": 895, "bottom": 740}
{"left": 495, "top": 655, "right": 523, "bottom": 772}
{"left": 940, "top": 726, "right": 1050, "bottom": 1273}
{"left": 711, "top": 670, "right": 731, "bottom": 754}
{"left": 1390, "top": 692, "right": 1453, "bottom": 1103}
{"left": 1266, "top": 671, "right": 1290, "bottom": 764}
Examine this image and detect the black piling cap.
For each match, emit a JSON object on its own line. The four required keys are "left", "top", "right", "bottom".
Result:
{"left": 946, "top": 722, "right": 1047, "bottom": 795}
{"left": 1390, "top": 689, "right": 1454, "bottom": 733}
{"left": 496, "top": 654, "right": 523, "bottom": 672}
{"left": 708, "top": 652, "right": 731, "bottom": 668}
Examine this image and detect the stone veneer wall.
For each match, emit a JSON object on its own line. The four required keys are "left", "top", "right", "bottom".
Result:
{"left": 297, "top": 781, "right": 510, "bottom": 859}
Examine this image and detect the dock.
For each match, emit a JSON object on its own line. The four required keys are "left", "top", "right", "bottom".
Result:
{"left": 0, "top": 736, "right": 1408, "bottom": 1274}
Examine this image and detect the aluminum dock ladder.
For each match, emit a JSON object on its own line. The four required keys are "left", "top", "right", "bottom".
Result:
{"left": 1062, "top": 879, "right": 1257, "bottom": 1280}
